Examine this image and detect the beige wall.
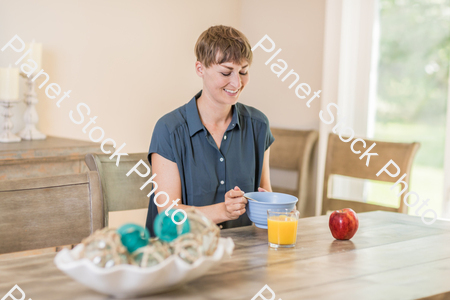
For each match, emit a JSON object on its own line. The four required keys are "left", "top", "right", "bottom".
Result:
{"left": 0, "top": 0, "right": 326, "bottom": 225}
{"left": 239, "top": 0, "right": 325, "bottom": 130}
{"left": 0, "top": 0, "right": 242, "bottom": 153}
{"left": 238, "top": 0, "right": 325, "bottom": 216}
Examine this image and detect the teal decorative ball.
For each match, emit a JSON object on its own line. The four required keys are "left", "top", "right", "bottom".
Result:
{"left": 117, "top": 223, "right": 150, "bottom": 253}
{"left": 153, "top": 210, "right": 190, "bottom": 242}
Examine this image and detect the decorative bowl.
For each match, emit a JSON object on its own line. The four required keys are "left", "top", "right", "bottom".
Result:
{"left": 54, "top": 237, "right": 234, "bottom": 298}
{"left": 245, "top": 192, "right": 298, "bottom": 229}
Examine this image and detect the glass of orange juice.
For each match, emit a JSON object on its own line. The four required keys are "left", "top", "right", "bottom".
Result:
{"left": 267, "top": 209, "right": 299, "bottom": 248}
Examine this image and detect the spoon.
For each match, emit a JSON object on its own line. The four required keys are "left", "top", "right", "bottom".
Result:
{"left": 244, "top": 195, "right": 259, "bottom": 202}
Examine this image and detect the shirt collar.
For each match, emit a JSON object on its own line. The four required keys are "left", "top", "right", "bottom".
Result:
{"left": 227, "top": 103, "right": 240, "bottom": 131}
{"left": 186, "top": 90, "right": 204, "bottom": 137}
{"left": 186, "top": 90, "right": 241, "bottom": 137}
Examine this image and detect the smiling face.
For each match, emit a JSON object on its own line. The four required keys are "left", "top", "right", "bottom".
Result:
{"left": 196, "top": 59, "right": 250, "bottom": 106}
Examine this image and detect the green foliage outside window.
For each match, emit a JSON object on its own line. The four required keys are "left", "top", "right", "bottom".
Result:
{"left": 368, "top": 0, "right": 449, "bottom": 214}
{"left": 375, "top": 0, "right": 450, "bottom": 168}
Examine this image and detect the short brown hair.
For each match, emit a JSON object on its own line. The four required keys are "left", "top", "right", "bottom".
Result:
{"left": 194, "top": 25, "right": 253, "bottom": 68}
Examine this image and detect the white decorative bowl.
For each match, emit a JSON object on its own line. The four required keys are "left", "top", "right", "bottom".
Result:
{"left": 54, "top": 237, "right": 235, "bottom": 298}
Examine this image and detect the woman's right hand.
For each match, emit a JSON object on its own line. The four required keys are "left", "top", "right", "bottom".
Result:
{"left": 224, "top": 186, "right": 248, "bottom": 220}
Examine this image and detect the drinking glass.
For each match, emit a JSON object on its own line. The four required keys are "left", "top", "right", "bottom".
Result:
{"left": 267, "top": 209, "right": 299, "bottom": 248}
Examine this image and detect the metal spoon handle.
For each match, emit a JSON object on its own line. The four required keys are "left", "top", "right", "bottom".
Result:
{"left": 244, "top": 195, "right": 258, "bottom": 202}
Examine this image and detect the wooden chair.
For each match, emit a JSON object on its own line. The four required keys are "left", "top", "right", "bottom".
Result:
{"left": 322, "top": 133, "right": 420, "bottom": 214}
{"left": 85, "top": 153, "right": 150, "bottom": 227}
{"left": 269, "top": 128, "right": 319, "bottom": 216}
{"left": 0, "top": 171, "right": 102, "bottom": 254}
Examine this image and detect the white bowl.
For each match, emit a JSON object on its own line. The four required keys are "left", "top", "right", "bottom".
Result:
{"left": 54, "top": 237, "right": 235, "bottom": 298}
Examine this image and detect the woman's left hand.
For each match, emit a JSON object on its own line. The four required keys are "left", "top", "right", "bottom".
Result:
{"left": 258, "top": 187, "right": 267, "bottom": 192}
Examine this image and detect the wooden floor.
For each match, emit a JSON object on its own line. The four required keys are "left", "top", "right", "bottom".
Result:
{"left": 1, "top": 211, "right": 449, "bottom": 300}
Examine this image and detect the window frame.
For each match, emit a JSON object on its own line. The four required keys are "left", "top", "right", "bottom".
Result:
{"left": 317, "top": 0, "right": 378, "bottom": 214}
{"left": 319, "top": 0, "right": 450, "bottom": 219}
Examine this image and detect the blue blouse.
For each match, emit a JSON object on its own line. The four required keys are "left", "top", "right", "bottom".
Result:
{"left": 145, "top": 90, "right": 274, "bottom": 236}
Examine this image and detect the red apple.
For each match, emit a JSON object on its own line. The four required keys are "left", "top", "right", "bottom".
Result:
{"left": 329, "top": 208, "right": 359, "bottom": 240}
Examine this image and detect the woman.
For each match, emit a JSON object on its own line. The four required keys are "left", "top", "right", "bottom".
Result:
{"left": 145, "top": 25, "right": 274, "bottom": 236}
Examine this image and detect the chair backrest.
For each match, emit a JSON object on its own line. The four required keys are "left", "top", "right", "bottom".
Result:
{"left": 322, "top": 133, "right": 420, "bottom": 214}
{"left": 269, "top": 128, "right": 318, "bottom": 216}
{"left": 0, "top": 171, "right": 102, "bottom": 254}
{"left": 85, "top": 153, "right": 150, "bottom": 227}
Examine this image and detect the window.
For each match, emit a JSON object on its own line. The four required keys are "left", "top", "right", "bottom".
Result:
{"left": 366, "top": 0, "right": 450, "bottom": 217}
{"left": 318, "top": 0, "right": 450, "bottom": 219}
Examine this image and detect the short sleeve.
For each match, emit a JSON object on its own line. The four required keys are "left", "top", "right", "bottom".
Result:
{"left": 148, "top": 118, "right": 176, "bottom": 165}
{"left": 264, "top": 121, "right": 275, "bottom": 151}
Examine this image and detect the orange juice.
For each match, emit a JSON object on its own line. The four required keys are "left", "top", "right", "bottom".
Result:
{"left": 267, "top": 215, "right": 298, "bottom": 245}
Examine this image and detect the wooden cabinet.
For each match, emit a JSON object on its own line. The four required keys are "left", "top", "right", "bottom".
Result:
{"left": 0, "top": 136, "right": 105, "bottom": 180}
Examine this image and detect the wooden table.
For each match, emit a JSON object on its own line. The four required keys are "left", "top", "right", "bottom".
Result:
{"left": 1, "top": 211, "right": 450, "bottom": 300}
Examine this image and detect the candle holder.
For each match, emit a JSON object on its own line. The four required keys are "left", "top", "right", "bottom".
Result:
{"left": 0, "top": 100, "right": 21, "bottom": 143}
{"left": 18, "top": 74, "right": 46, "bottom": 140}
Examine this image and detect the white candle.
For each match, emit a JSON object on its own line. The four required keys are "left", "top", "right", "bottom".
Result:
{"left": 0, "top": 66, "right": 20, "bottom": 101}
{"left": 23, "top": 41, "right": 42, "bottom": 72}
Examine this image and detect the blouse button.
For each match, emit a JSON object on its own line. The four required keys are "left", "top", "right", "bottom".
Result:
{"left": 220, "top": 157, "right": 224, "bottom": 162}
{"left": 220, "top": 180, "right": 225, "bottom": 185}
{"left": 223, "top": 135, "right": 227, "bottom": 140}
